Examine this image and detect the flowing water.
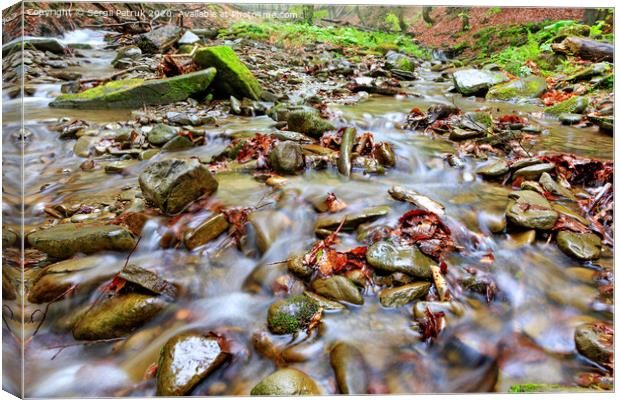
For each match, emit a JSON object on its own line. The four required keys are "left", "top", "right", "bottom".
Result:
{"left": 2, "top": 30, "right": 613, "bottom": 396}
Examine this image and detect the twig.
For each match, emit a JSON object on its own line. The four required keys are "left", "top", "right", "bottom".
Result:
{"left": 31, "top": 284, "right": 78, "bottom": 337}
{"left": 49, "top": 337, "right": 126, "bottom": 360}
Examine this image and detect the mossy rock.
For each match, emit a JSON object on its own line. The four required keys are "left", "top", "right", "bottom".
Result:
{"left": 250, "top": 368, "right": 321, "bottom": 395}
{"left": 486, "top": 76, "right": 547, "bottom": 101}
{"left": 27, "top": 223, "right": 135, "bottom": 259}
{"left": 556, "top": 231, "right": 602, "bottom": 261}
{"left": 508, "top": 383, "right": 590, "bottom": 393}
{"left": 452, "top": 69, "right": 508, "bottom": 96}
{"left": 378, "top": 282, "right": 431, "bottom": 307}
{"left": 544, "top": 96, "right": 589, "bottom": 116}
{"left": 49, "top": 68, "right": 216, "bottom": 109}
{"left": 73, "top": 293, "right": 168, "bottom": 340}
{"left": 287, "top": 110, "right": 335, "bottom": 138}
{"left": 505, "top": 190, "right": 559, "bottom": 230}
{"left": 267, "top": 295, "right": 319, "bottom": 335}
{"left": 311, "top": 276, "right": 364, "bottom": 305}
{"left": 366, "top": 241, "right": 433, "bottom": 278}
{"left": 194, "top": 45, "right": 262, "bottom": 100}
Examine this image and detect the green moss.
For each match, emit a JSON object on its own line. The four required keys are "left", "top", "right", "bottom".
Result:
{"left": 193, "top": 45, "right": 262, "bottom": 100}
{"left": 508, "top": 383, "right": 593, "bottom": 393}
{"left": 50, "top": 69, "right": 216, "bottom": 109}
{"left": 267, "top": 295, "right": 319, "bottom": 335}
{"left": 486, "top": 76, "right": 547, "bottom": 100}
{"left": 544, "top": 96, "right": 589, "bottom": 115}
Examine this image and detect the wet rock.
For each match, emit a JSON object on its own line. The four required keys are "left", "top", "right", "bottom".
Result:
{"left": 112, "top": 45, "right": 142, "bottom": 67}
{"left": 156, "top": 331, "right": 229, "bottom": 396}
{"left": 509, "top": 157, "right": 542, "bottom": 171}
{"left": 194, "top": 45, "right": 262, "bottom": 100}
{"left": 303, "top": 291, "right": 345, "bottom": 311}
{"left": 589, "top": 115, "right": 613, "bottom": 132}
{"left": 574, "top": 322, "right": 613, "bottom": 365}
{"left": 507, "top": 230, "right": 536, "bottom": 248}
{"left": 248, "top": 210, "right": 290, "bottom": 253}
{"left": 2, "top": 37, "right": 66, "bottom": 56}
{"left": 351, "top": 156, "right": 385, "bottom": 174}
{"left": 28, "top": 256, "right": 120, "bottom": 303}
{"left": 452, "top": 69, "right": 508, "bottom": 96}
{"left": 388, "top": 186, "right": 445, "bottom": 215}
{"left": 563, "top": 62, "right": 612, "bottom": 83}
{"left": 73, "top": 293, "right": 168, "bottom": 340}
{"left": 337, "top": 127, "right": 356, "bottom": 177}
{"left": 544, "top": 96, "right": 588, "bottom": 116}
{"left": 2, "top": 228, "right": 17, "bottom": 248}
{"left": 269, "top": 141, "right": 305, "bottom": 174}
{"left": 460, "top": 111, "right": 493, "bottom": 132}
{"left": 27, "top": 223, "right": 135, "bottom": 259}
{"left": 505, "top": 190, "right": 559, "bottom": 230}
{"left": 311, "top": 276, "right": 363, "bottom": 305}
{"left": 477, "top": 160, "right": 509, "bottom": 178}
{"left": 330, "top": 342, "right": 369, "bottom": 394}
{"left": 366, "top": 241, "right": 433, "bottom": 278}
{"left": 50, "top": 68, "right": 216, "bottom": 109}
{"left": 385, "top": 51, "right": 414, "bottom": 72}
{"left": 271, "top": 130, "right": 313, "bottom": 143}
{"left": 449, "top": 127, "right": 484, "bottom": 141}
{"left": 287, "top": 110, "right": 335, "bottom": 138}
{"left": 427, "top": 103, "right": 459, "bottom": 124}
{"left": 559, "top": 113, "right": 582, "bottom": 125}
{"left": 147, "top": 123, "right": 179, "bottom": 145}
{"left": 556, "top": 231, "right": 602, "bottom": 261}
{"left": 486, "top": 76, "right": 547, "bottom": 101}
{"left": 378, "top": 282, "right": 431, "bottom": 308}
{"left": 73, "top": 136, "right": 96, "bottom": 158}
{"left": 139, "top": 159, "right": 218, "bottom": 215}
{"left": 267, "top": 295, "right": 319, "bottom": 335}
{"left": 412, "top": 301, "right": 464, "bottom": 319}
{"left": 166, "top": 111, "right": 203, "bottom": 126}
{"left": 315, "top": 205, "right": 389, "bottom": 233}
{"left": 512, "top": 163, "right": 555, "bottom": 179}
{"left": 162, "top": 135, "right": 193, "bottom": 151}
{"left": 119, "top": 264, "right": 177, "bottom": 298}
{"left": 178, "top": 30, "right": 202, "bottom": 46}
{"left": 2, "top": 272, "right": 16, "bottom": 300}
{"left": 539, "top": 172, "right": 575, "bottom": 200}
{"left": 372, "top": 142, "right": 396, "bottom": 167}
{"left": 288, "top": 255, "right": 313, "bottom": 280}
{"left": 184, "top": 213, "right": 230, "bottom": 250}
{"left": 137, "top": 24, "right": 181, "bottom": 53}
{"left": 229, "top": 96, "right": 242, "bottom": 114}
{"left": 250, "top": 368, "right": 321, "bottom": 395}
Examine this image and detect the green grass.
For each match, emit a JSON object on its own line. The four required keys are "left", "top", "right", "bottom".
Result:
{"left": 219, "top": 22, "right": 430, "bottom": 59}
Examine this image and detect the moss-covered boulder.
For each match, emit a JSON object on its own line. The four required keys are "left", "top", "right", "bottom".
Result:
{"left": 311, "top": 276, "right": 364, "bottom": 305}
{"left": 27, "top": 224, "right": 135, "bottom": 259}
{"left": 486, "top": 76, "right": 547, "bottom": 101}
{"left": 139, "top": 159, "right": 218, "bottom": 215}
{"left": 287, "top": 110, "right": 335, "bottom": 138}
{"left": 556, "top": 231, "right": 602, "bottom": 261}
{"left": 194, "top": 45, "right": 262, "bottom": 100}
{"left": 378, "top": 282, "right": 431, "bottom": 307}
{"left": 156, "top": 331, "right": 229, "bottom": 396}
{"left": 505, "top": 190, "right": 559, "bottom": 230}
{"left": 329, "top": 342, "right": 368, "bottom": 394}
{"left": 366, "top": 241, "right": 433, "bottom": 278}
{"left": 49, "top": 68, "right": 216, "bottom": 109}
{"left": 267, "top": 295, "right": 319, "bottom": 335}
{"left": 452, "top": 69, "right": 508, "bottom": 96}
{"left": 73, "top": 293, "right": 168, "bottom": 340}
{"left": 385, "top": 51, "right": 414, "bottom": 72}
{"left": 544, "top": 96, "right": 589, "bottom": 116}
{"left": 250, "top": 368, "right": 321, "bottom": 395}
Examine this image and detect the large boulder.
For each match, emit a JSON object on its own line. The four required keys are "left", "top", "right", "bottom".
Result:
{"left": 49, "top": 68, "right": 216, "bottom": 109}
{"left": 193, "top": 45, "right": 262, "bottom": 100}
{"left": 136, "top": 25, "right": 181, "bottom": 53}
{"left": 453, "top": 69, "right": 508, "bottom": 96}
{"left": 486, "top": 76, "right": 547, "bottom": 101}
{"left": 505, "top": 190, "right": 559, "bottom": 230}
{"left": 139, "top": 159, "right": 218, "bottom": 215}
{"left": 156, "top": 331, "right": 229, "bottom": 396}
{"left": 250, "top": 368, "right": 321, "bottom": 395}
{"left": 73, "top": 293, "right": 168, "bottom": 340}
{"left": 27, "top": 224, "right": 135, "bottom": 259}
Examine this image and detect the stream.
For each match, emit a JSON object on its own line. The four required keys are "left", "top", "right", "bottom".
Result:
{"left": 2, "top": 29, "right": 613, "bottom": 396}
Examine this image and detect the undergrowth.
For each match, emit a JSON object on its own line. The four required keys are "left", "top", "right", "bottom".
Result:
{"left": 219, "top": 22, "right": 431, "bottom": 59}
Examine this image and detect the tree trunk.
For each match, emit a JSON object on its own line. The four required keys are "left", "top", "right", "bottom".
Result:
{"left": 552, "top": 36, "right": 613, "bottom": 62}
{"left": 422, "top": 7, "right": 433, "bottom": 25}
